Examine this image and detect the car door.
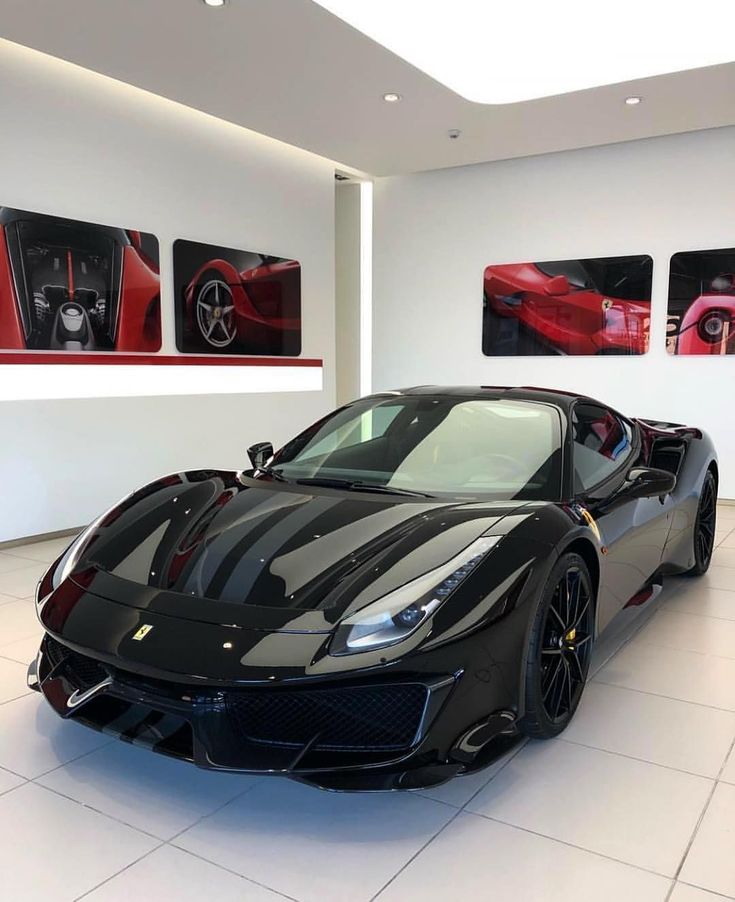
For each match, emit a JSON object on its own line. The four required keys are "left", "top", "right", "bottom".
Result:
{"left": 571, "top": 402, "right": 672, "bottom": 631}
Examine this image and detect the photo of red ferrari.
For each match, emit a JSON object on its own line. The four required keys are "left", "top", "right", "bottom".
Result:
{"left": 0, "top": 207, "right": 161, "bottom": 353}
{"left": 174, "top": 239, "right": 301, "bottom": 356}
{"left": 668, "top": 248, "right": 735, "bottom": 355}
{"left": 483, "top": 256, "right": 652, "bottom": 356}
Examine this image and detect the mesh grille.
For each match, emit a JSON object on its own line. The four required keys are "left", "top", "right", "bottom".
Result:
{"left": 44, "top": 635, "right": 108, "bottom": 689}
{"left": 225, "top": 683, "right": 428, "bottom": 752}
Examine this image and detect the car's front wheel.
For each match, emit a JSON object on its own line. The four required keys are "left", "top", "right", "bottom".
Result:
{"left": 519, "top": 552, "right": 594, "bottom": 739}
{"left": 685, "top": 469, "right": 717, "bottom": 576}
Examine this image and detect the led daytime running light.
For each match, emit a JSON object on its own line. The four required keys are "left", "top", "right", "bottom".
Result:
{"left": 330, "top": 534, "right": 500, "bottom": 655}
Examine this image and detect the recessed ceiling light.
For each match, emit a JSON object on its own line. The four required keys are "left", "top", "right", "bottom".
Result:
{"left": 313, "top": 1, "right": 735, "bottom": 104}
{"left": 202, "top": 0, "right": 226, "bottom": 7}
{"left": 382, "top": 92, "right": 402, "bottom": 103}
{"left": 625, "top": 95, "right": 643, "bottom": 105}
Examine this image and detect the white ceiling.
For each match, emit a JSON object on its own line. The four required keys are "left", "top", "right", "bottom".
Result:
{"left": 1, "top": 0, "right": 734, "bottom": 176}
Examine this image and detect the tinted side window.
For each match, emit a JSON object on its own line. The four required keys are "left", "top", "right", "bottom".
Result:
{"left": 572, "top": 404, "right": 633, "bottom": 492}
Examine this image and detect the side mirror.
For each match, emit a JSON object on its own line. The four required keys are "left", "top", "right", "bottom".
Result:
{"left": 544, "top": 275, "right": 570, "bottom": 297}
{"left": 622, "top": 467, "right": 676, "bottom": 501}
{"left": 247, "top": 441, "right": 273, "bottom": 470}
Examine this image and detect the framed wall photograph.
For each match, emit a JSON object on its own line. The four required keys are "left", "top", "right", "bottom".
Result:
{"left": 667, "top": 247, "right": 735, "bottom": 355}
{"left": 173, "top": 239, "right": 302, "bottom": 356}
{"left": 0, "top": 206, "right": 161, "bottom": 354}
{"left": 482, "top": 255, "right": 652, "bottom": 356}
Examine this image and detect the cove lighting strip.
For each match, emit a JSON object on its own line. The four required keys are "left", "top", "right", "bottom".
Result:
{"left": 0, "top": 360, "right": 323, "bottom": 402}
{"left": 360, "top": 180, "right": 373, "bottom": 396}
{"left": 313, "top": 0, "right": 735, "bottom": 104}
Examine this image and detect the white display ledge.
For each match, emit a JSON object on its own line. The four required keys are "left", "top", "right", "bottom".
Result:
{"left": 0, "top": 354, "right": 323, "bottom": 401}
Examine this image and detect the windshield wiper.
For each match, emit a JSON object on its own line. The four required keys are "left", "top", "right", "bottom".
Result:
{"left": 294, "top": 477, "right": 434, "bottom": 499}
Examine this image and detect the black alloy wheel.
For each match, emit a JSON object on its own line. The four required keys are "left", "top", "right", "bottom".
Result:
{"left": 686, "top": 470, "right": 717, "bottom": 576}
{"left": 520, "top": 552, "right": 594, "bottom": 739}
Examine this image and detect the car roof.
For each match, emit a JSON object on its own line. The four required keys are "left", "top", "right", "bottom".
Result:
{"left": 366, "top": 385, "right": 610, "bottom": 413}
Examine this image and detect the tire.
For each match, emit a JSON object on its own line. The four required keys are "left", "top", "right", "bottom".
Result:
{"left": 685, "top": 469, "right": 717, "bottom": 576}
{"left": 519, "top": 552, "right": 594, "bottom": 740}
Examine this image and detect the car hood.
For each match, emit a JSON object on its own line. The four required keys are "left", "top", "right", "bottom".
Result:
{"left": 61, "top": 469, "right": 533, "bottom": 632}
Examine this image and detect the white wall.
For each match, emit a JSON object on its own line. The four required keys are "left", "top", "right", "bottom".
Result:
{"left": 0, "top": 40, "right": 336, "bottom": 542}
{"left": 373, "top": 126, "right": 735, "bottom": 496}
{"left": 334, "top": 182, "right": 361, "bottom": 405}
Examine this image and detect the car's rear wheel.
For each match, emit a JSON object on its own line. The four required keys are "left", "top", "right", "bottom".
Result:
{"left": 520, "top": 553, "right": 594, "bottom": 739}
{"left": 685, "top": 470, "right": 717, "bottom": 576}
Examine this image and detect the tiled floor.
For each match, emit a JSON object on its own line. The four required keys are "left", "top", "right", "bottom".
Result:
{"left": 1, "top": 517, "right": 735, "bottom": 902}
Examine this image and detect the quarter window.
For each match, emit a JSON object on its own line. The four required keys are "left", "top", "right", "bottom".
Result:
{"left": 572, "top": 404, "right": 633, "bottom": 492}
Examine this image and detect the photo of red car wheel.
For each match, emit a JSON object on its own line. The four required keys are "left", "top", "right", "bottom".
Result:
{"left": 174, "top": 239, "right": 302, "bottom": 357}
{"left": 193, "top": 273, "right": 236, "bottom": 348}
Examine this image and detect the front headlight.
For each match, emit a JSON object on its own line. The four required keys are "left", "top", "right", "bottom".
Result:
{"left": 329, "top": 535, "right": 500, "bottom": 656}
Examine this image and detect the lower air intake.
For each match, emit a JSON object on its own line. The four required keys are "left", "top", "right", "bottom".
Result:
{"left": 226, "top": 683, "right": 428, "bottom": 752}
{"left": 44, "top": 635, "right": 108, "bottom": 689}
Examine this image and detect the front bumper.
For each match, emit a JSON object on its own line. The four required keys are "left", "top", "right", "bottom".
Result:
{"left": 31, "top": 633, "right": 519, "bottom": 790}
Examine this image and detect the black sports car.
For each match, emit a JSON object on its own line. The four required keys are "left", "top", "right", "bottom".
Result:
{"left": 30, "top": 387, "right": 717, "bottom": 790}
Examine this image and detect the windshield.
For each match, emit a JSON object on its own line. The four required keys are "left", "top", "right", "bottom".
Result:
{"left": 271, "top": 396, "right": 562, "bottom": 500}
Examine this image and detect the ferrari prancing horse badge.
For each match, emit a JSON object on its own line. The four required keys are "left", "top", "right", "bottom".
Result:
{"left": 132, "top": 624, "right": 154, "bottom": 641}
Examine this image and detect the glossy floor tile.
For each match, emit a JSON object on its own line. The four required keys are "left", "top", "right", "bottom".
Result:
{"left": 175, "top": 779, "right": 456, "bottom": 902}
{"left": 717, "top": 530, "right": 735, "bottom": 550}
{"left": 377, "top": 812, "right": 671, "bottom": 902}
{"left": 0, "top": 559, "right": 47, "bottom": 599}
{"left": 691, "top": 566, "right": 735, "bottom": 592}
{"left": 0, "top": 553, "right": 43, "bottom": 576}
{"left": 632, "top": 608, "right": 735, "bottom": 659}
{"left": 0, "top": 693, "right": 110, "bottom": 779}
{"left": 0, "top": 655, "right": 32, "bottom": 704}
{"left": 0, "top": 598, "right": 43, "bottom": 647}
{"left": 467, "top": 740, "right": 712, "bottom": 875}
{"left": 721, "top": 745, "right": 735, "bottom": 785}
{"left": 83, "top": 845, "right": 287, "bottom": 901}
{"left": 0, "top": 782, "right": 157, "bottom": 902}
{"left": 1, "top": 535, "right": 76, "bottom": 564}
{"left": 0, "top": 632, "right": 41, "bottom": 665}
{"left": 666, "top": 584, "right": 735, "bottom": 621}
{"left": 679, "top": 782, "right": 735, "bottom": 898}
{"left": 595, "top": 641, "right": 735, "bottom": 711}
{"left": 711, "top": 546, "right": 735, "bottom": 569}
{"left": 38, "top": 740, "right": 256, "bottom": 840}
{"left": 563, "top": 682, "right": 735, "bottom": 778}
{"left": 0, "top": 766, "right": 25, "bottom": 797}
{"left": 669, "top": 882, "right": 735, "bottom": 901}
